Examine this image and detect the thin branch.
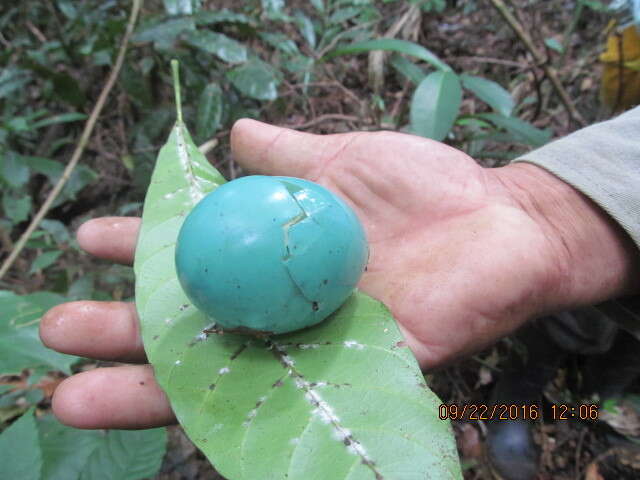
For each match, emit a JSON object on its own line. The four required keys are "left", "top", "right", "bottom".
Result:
{"left": 286, "top": 114, "right": 362, "bottom": 130}
{"left": 487, "top": 0, "right": 587, "bottom": 127}
{"left": 0, "top": 0, "right": 143, "bottom": 281}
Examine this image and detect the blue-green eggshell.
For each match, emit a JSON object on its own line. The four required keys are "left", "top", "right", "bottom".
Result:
{"left": 175, "top": 175, "right": 368, "bottom": 334}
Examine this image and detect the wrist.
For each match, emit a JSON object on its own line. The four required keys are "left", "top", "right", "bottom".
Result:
{"left": 494, "top": 162, "right": 640, "bottom": 311}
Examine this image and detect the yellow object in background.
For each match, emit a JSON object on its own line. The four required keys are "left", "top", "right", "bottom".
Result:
{"left": 600, "top": 24, "right": 640, "bottom": 112}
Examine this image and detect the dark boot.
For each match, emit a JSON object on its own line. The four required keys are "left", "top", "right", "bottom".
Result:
{"left": 582, "top": 329, "right": 640, "bottom": 400}
{"left": 486, "top": 320, "right": 566, "bottom": 480}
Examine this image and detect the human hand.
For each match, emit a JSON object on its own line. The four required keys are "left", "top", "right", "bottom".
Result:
{"left": 41, "top": 120, "right": 640, "bottom": 430}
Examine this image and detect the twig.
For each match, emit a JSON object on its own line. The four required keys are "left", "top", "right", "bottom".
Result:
{"left": 286, "top": 114, "right": 362, "bottom": 130}
{"left": 0, "top": 0, "right": 143, "bottom": 281}
{"left": 574, "top": 426, "right": 588, "bottom": 480}
{"left": 25, "top": 20, "right": 47, "bottom": 43}
{"left": 447, "top": 55, "right": 526, "bottom": 69}
{"left": 487, "top": 0, "right": 587, "bottom": 127}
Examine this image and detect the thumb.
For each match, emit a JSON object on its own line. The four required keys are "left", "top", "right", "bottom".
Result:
{"left": 230, "top": 119, "right": 347, "bottom": 179}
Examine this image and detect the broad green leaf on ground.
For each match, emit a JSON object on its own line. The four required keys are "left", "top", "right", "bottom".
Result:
{"left": 0, "top": 291, "right": 77, "bottom": 375}
{"left": 0, "top": 409, "right": 41, "bottom": 480}
{"left": 410, "top": 70, "right": 462, "bottom": 141}
{"left": 226, "top": 58, "right": 280, "bottom": 100}
{"left": 184, "top": 30, "right": 247, "bottom": 64}
{"left": 460, "top": 74, "right": 514, "bottom": 117}
{"left": 325, "top": 38, "right": 451, "bottom": 72}
{"left": 135, "top": 118, "right": 461, "bottom": 479}
{"left": 476, "top": 113, "right": 552, "bottom": 147}
{"left": 38, "top": 415, "right": 166, "bottom": 480}
{"left": 196, "top": 83, "right": 223, "bottom": 144}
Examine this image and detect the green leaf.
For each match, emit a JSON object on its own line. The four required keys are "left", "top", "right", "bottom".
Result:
{"left": 0, "top": 409, "right": 41, "bottom": 480}
{"left": 120, "top": 62, "right": 153, "bottom": 109}
{"left": 460, "top": 74, "right": 514, "bottom": 117}
{"left": 163, "top": 0, "right": 201, "bottom": 16}
{"left": 389, "top": 53, "right": 427, "bottom": 85}
{"left": 67, "top": 275, "right": 95, "bottom": 301}
{"left": 196, "top": 83, "right": 223, "bottom": 143}
{"left": 294, "top": 11, "right": 316, "bottom": 49}
{"left": 325, "top": 38, "right": 451, "bottom": 72}
{"left": 476, "top": 113, "right": 552, "bottom": 147}
{"left": 133, "top": 17, "right": 196, "bottom": 50}
{"left": 410, "top": 70, "right": 462, "bottom": 141}
{"left": 0, "top": 67, "right": 30, "bottom": 99}
{"left": 0, "top": 291, "right": 77, "bottom": 375}
{"left": 2, "top": 190, "right": 31, "bottom": 224}
{"left": 29, "top": 251, "right": 62, "bottom": 274}
{"left": 329, "top": 6, "right": 361, "bottom": 24}
{"left": 134, "top": 120, "right": 461, "bottom": 478}
{"left": 184, "top": 30, "right": 247, "bottom": 63}
{"left": 30, "top": 112, "right": 87, "bottom": 130}
{"left": 544, "top": 37, "right": 563, "bottom": 53}
{"left": 39, "top": 415, "right": 102, "bottom": 480}
{"left": 1, "top": 150, "right": 30, "bottom": 189}
{"left": 22, "top": 61, "right": 86, "bottom": 109}
{"left": 55, "top": 164, "right": 99, "bottom": 207}
{"left": 21, "top": 156, "right": 64, "bottom": 182}
{"left": 259, "top": 32, "right": 299, "bottom": 55}
{"left": 262, "top": 0, "right": 287, "bottom": 19}
{"left": 55, "top": 0, "right": 77, "bottom": 19}
{"left": 226, "top": 58, "right": 280, "bottom": 100}
{"left": 38, "top": 414, "right": 167, "bottom": 480}
{"left": 194, "top": 9, "right": 254, "bottom": 26}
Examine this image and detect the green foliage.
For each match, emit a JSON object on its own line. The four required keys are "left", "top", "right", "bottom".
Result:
{"left": 460, "top": 74, "right": 515, "bottom": 117}
{"left": 0, "top": 411, "right": 166, "bottom": 480}
{"left": 333, "top": 35, "right": 546, "bottom": 149}
{"left": 410, "top": 71, "right": 462, "bottom": 141}
{"left": 0, "top": 409, "right": 41, "bottom": 480}
{"left": 1, "top": 0, "right": 546, "bottom": 269}
{"left": 133, "top": 91, "right": 461, "bottom": 478}
{"left": 327, "top": 38, "right": 451, "bottom": 71}
{"left": 0, "top": 290, "right": 77, "bottom": 376}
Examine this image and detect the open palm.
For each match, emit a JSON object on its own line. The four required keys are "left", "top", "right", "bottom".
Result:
{"left": 41, "top": 120, "right": 569, "bottom": 429}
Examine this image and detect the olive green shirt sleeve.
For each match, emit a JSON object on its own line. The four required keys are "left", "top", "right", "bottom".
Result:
{"left": 512, "top": 106, "right": 640, "bottom": 249}
{"left": 511, "top": 106, "right": 640, "bottom": 337}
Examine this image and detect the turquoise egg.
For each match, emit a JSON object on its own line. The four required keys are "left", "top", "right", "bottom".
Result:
{"left": 175, "top": 175, "right": 368, "bottom": 335}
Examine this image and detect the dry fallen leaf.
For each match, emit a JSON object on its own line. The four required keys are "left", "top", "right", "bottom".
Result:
{"left": 600, "top": 24, "right": 640, "bottom": 112}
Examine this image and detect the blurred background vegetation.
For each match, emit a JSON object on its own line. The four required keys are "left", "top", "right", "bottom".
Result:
{"left": 1, "top": 0, "right": 638, "bottom": 478}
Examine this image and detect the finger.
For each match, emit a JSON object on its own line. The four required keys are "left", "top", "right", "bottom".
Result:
{"left": 230, "top": 118, "right": 356, "bottom": 179}
{"left": 77, "top": 217, "right": 140, "bottom": 265}
{"left": 52, "top": 365, "right": 175, "bottom": 429}
{"left": 41, "top": 301, "right": 146, "bottom": 363}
